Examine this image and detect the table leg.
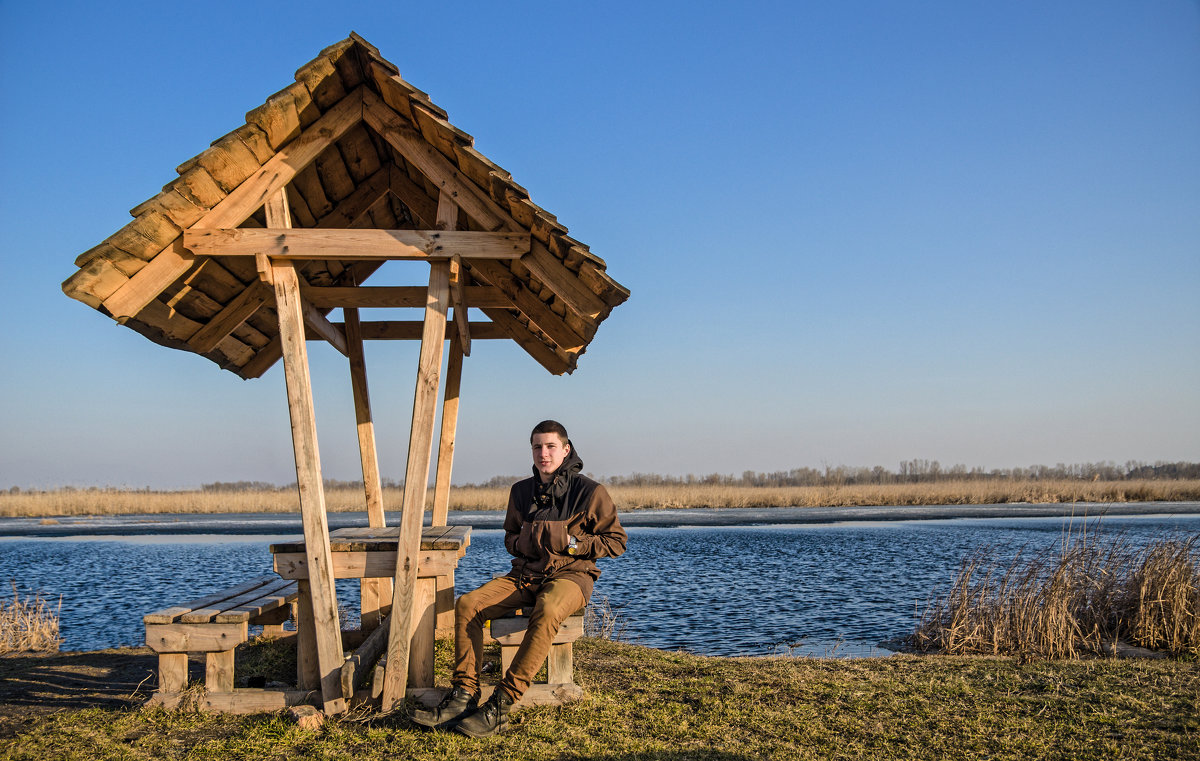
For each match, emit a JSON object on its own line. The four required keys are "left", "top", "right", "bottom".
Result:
{"left": 296, "top": 580, "right": 320, "bottom": 690}
{"left": 408, "top": 577, "right": 436, "bottom": 688}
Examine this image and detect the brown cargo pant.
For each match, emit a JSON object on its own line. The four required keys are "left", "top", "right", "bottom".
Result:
{"left": 453, "top": 574, "right": 585, "bottom": 700}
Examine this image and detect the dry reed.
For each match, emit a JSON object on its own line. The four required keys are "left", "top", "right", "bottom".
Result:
{"left": 0, "top": 583, "right": 62, "bottom": 654}
{"left": 3, "top": 479, "right": 1199, "bottom": 518}
{"left": 911, "top": 531, "right": 1200, "bottom": 658}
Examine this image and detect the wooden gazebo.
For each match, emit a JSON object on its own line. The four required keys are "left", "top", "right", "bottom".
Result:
{"left": 62, "top": 33, "right": 627, "bottom": 714}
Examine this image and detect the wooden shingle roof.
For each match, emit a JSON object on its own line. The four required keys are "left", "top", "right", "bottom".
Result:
{"left": 62, "top": 33, "right": 628, "bottom": 377}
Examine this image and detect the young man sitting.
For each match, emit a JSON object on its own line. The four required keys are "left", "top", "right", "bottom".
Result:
{"left": 411, "top": 420, "right": 627, "bottom": 737}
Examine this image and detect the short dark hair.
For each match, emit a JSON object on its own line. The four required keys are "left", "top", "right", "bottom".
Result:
{"left": 530, "top": 420, "right": 569, "bottom": 444}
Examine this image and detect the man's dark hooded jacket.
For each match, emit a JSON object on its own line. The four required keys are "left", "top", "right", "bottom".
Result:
{"left": 503, "top": 443, "right": 627, "bottom": 600}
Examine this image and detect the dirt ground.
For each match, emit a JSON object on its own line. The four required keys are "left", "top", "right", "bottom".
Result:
{"left": 0, "top": 648, "right": 159, "bottom": 739}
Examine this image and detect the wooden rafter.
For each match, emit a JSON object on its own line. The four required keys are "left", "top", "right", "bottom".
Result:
{"left": 102, "top": 87, "right": 367, "bottom": 321}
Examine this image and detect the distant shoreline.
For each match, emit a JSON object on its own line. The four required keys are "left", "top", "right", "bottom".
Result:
{"left": 3, "top": 501, "right": 1198, "bottom": 539}
{"left": 4, "top": 478, "right": 1200, "bottom": 520}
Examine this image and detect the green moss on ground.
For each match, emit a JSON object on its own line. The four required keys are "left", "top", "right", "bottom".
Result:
{"left": 2, "top": 639, "right": 1197, "bottom": 760}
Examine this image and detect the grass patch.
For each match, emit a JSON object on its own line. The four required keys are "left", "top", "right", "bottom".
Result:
{"left": 0, "top": 584, "right": 61, "bottom": 654}
{"left": 912, "top": 533, "right": 1200, "bottom": 658}
{"left": 1, "top": 640, "right": 1198, "bottom": 760}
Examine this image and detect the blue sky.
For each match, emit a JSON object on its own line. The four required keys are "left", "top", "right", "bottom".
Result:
{"left": 1, "top": 1, "right": 1197, "bottom": 489}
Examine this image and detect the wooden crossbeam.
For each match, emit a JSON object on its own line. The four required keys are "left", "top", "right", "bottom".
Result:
{"left": 102, "top": 87, "right": 366, "bottom": 321}
{"left": 342, "top": 320, "right": 507, "bottom": 341}
{"left": 300, "top": 284, "right": 505, "bottom": 309}
{"left": 302, "top": 300, "right": 348, "bottom": 356}
{"left": 182, "top": 228, "right": 529, "bottom": 261}
{"left": 388, "top": 165, "right": 438, "bottom": 228}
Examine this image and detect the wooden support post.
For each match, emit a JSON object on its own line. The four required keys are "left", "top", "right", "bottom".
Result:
{"left": 345, "top": 303, "right": 392, "bottom": 631}
{"left": 381, "top": 260, "right": 450, "bottom": 710}
{"left": 431, "top": 332, "right": 463, "bottom": 527}
{"left": 272, "top": 238, "right": 347, "bottom": 714}
{"left": 296, "top": 580, "right": 319, "bottom": 690}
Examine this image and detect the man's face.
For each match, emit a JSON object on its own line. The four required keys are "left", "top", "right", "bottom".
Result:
{"left": 531, "top": 432, "right": 570, "bottom": 480}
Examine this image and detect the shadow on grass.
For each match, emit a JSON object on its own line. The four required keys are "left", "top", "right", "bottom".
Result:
{"left": 0, "top": 648, "right": 158, "bottom": 716}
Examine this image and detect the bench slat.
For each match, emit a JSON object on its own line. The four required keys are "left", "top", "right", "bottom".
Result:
{"left": 214, "top": 581, "right": 299, "bottom": 623}
{"left": 181, "top": 577, "right": 295, "bottom": 623}
{"left": 144, "top": 575, "right": 279, "bottom": 624}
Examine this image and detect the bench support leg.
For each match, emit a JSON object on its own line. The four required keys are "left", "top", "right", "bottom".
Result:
{"left": 548, "top": 642, "right": 574, "bottom": 684}
{"left": 206, "top": 649, "right": 236, "bottom": 692}
{"left": 159, "top": 653, "right": 188, "bottom": 693}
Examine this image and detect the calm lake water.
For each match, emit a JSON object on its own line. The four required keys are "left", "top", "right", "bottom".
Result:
{"left": 2, "top": 510, "right": 1198, "bottom": 657}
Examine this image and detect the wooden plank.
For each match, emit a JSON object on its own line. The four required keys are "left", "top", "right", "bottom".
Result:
{"left": 341, "top": 613, "right": 391, "bottom": 699}
{"left": 272, "top": 256, "right": 346, "bottom": 715}
{"left": 144, "top": 575, "right": 278, "bottom": 624}
{"left": 449, "top": 259, "right": 471, "bottom": 355}
{"left": 102, "top": 239, "right": 197, "bottom": 321}
{"left": 102, "top": 88, "right": 366, "bottom": 322}
{"left": 346, "top": 301, "right": 389, "bottom": 631}
{"left": 344, "top": 307, "right": 384, "bottom": 526}
{"left": 158, "top": 653, "right": 188, "bottom": 693}
{"left": 382, "top": 260, "right": 450, "bottom": 711}
{"left": 147, "top": 688, "right": 318, "bottom": 713}
{"left": 182, "top": 577, "right": 294, "bottom": 623}
{"left": 431, "top": 332, "right": 463, "bottom": 527}
{"left": 388, "top": 164, "right": 438, "bottom": 227}
{"left": 183, "top": 228, "right": 528, "bottom": 261}
{"left": 206, "top": 649, "right": 236, "bottom": 692}
{"left": 145, "top": 622, "right": 248, "bottom": 653}
{"left": 523, "top": 239, "right": 606, "bottom": 320}
{"left": 296, "top": 580, "right": 319, "bottom": 691}
{"left": 363, "top": 90, "right": 506, "bottom": 232}
{"left": 187, "top": 279, "right": 272, "bottom": 354}
{"left": 273, "top": 550, "right": 459, "bottom": 580}
{"left": 302, "top": 285, "right": 505, "bottom": 309}
{"left": 547, "top": 642, "right": 573, "bottom": 684}
{"left": 408, "top": 578, "right": 436, "bottom": 689}
{"left": 469, "top": 259, "right": 585, "bottom": 352}
{"left": 214, "top": 583, "right": 298, "bottom": 624}
{"left": 349, "top": 320, "right": 506, "bottom": 341}
{"left": 478, "top": 306, "right": 570, "bottom": 375}
{"left": 435, "top": 573, "right": 455, "bottom": 634}
{"left": 490, "top": 615, "right": 584, "bottom": 646}
{"left": 302, "top": 299, "right": 348, "bottom": 356}
{"left": 315, "top": 165, "right": 390, "bottom": 229}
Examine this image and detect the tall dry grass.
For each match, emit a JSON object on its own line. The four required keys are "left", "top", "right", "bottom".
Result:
{"left": 3, "top": 479, "right": 1199, "bottom": 518}
{"left": 0, "top": 584, "right": 62, "bottom": 654}
{"left": 911, "top": 532, "right": 1200, "bottom": 658}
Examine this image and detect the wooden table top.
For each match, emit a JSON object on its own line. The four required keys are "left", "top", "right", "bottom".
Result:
{"left": 269, "top": 525, "right": 471, "bottom": 555}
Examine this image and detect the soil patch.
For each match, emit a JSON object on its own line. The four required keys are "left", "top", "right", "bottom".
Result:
{"left": 0, "top": 648, "right": 157, "bottom": 738}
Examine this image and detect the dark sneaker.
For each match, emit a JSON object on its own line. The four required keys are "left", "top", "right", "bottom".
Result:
{"left": 455, "top": 688, "right": 515, "bottom": 738}
{"left": 409, "top": 686, "right": 479, "bottom": 729}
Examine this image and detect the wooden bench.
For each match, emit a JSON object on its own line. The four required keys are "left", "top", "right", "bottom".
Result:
{"left": 488, "top": 609, "right": 585, "bottom": 705}
{"left": 143, "top": 575, "right": 299, "bottom": 697}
